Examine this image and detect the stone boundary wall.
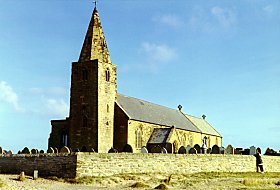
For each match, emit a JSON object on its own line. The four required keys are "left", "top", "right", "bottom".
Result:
{"left": 1, "top": 153, "right": 280, "bottom": 178}
{"left": 76, "top": 153, "right": 280, "bottom": 177}
{"left": 0, "top": 153, "right": 77, "bottom": 178}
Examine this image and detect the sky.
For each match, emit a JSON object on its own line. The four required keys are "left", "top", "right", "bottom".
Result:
{"left": 0, "top": 0, "right": 279, "bottom": 153}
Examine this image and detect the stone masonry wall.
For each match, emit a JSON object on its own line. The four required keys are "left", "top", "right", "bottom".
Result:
{"left": 0, "top": 153, "right": 77, "bottom": 178}
{"left": 1, "top": 153, "right": 280, "bottom": 178}
{"left": 76, "top": 153, "right": 280, "bottom": 177}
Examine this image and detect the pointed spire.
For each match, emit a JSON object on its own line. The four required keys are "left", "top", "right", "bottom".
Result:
{"left": 78, "top": 6, "right": 111, "bottom": 63}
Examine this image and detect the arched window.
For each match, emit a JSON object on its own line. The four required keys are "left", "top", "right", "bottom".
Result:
{"left": 135, "top": 128, "right": 142, "bottom": 149}
{"left": 61, "top": 131, "right": 69, "bottom": 147}
{"left": 105, "top": 68, "right": 110, "bottom": 82}
{"left": 82, "top": 69, "right": 88, "bottom": 81}
{"left": 83, "top": 116, "right": 88, "bottom": 128}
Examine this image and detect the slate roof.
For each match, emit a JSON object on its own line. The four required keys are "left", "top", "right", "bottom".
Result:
{"left": 185, "top": 114, "right": 222, "bottom": 137}
{"left": 116, "top": 94, "right": 200, "bottom": 133}
{"left": 148, "top": 128, "right": 172, "bottom": 144}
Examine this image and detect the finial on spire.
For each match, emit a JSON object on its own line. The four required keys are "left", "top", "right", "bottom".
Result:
{"left": 94, "top": 0, "right": 97, "bottom": 9}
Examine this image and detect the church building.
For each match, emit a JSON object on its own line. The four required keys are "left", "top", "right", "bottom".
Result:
{"left": 48, "top": 6, "right": 222, "bottom": 153}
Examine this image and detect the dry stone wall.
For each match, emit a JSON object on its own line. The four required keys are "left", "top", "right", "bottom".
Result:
{"left": 0, "top": 153, "right": 76, "bottom": 178}
{"left": 76, "top": 153, "right": 280, "bottom": 177}
{"left": 1, "top": 153, "right": 280, "bottom": 178}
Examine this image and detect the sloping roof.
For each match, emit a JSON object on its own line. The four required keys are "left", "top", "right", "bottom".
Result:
{"left": 185, "top": 114, "right": 222, "bottom": 137}
{"left": 116, "top": 94, "right": 200, "bottom": 133}
{"left": 148, "top": 128, "right": 171, "bottom": 144}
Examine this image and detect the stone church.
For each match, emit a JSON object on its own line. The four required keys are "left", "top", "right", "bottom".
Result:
{"left": 48, "top": 7, "right": 222, "bottom": 153}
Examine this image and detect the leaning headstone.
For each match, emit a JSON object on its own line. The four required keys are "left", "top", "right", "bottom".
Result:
{"left": 22, "top": 147, "right": 30, "bottom": 154}
{"left": 122, "top": 144, "right": 133, "bottom": 153}
{"left": 161, "top": 147, "right": 168, "bottom": 154}
{"left": 150, "top": 145, "right": 162, "bottom": 153}
{"left": 33, "top": 170, "right": 38, "bottom": 180}
{"left": 186, "top": 145, "right": 192, "bottom": 154}
{"left": 249, "top": 146, "right": 256, "bottom": 155}
{"left": 108, "top": 147, "right": 118, "bottom": 153}
{"left": 211, "top": 145, "right": 220, "bottom": 154}
{"left": 0, "top": 146, "right": 3, "bottom": 154}
{"left": 194, "top": 144, "right": 201, "bottom": 154}
{"left": 189, "top": 148, "right": 197, "bottom": 154}
{"left": 31, "top": 149, "right": 38, "bottom": 154}
{"left": 47, "top": 147, "right": 54, "bottom": 153}
{"left": 141, "top": 147, "right": 148, "bottom": 153}
{"left": 60, "top": 146, "right": 70, "bottom": 153}
{"left": 225, "top": 145, "right": 234, "bottom": 154}
{"left": 178, "top": 146, "right": 187, "bottom": 154}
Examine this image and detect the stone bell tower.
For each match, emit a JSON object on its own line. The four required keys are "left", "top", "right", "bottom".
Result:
{"left": 68, "top": 6, "right": 117, "bottom": 153}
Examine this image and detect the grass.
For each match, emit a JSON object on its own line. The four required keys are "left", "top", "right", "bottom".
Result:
{"left": 0, "top": 179, "right": 4, "bottom": 187}
{"left": 44, "top": 172, "right": 280, "bottom": 189}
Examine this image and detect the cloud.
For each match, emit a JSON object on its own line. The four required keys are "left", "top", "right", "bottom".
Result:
{"left": 29, "top": 87, "right": 67, "bottom": 96}
{"left": 263, "top": 5, "right": 274, "bottom": 13}
{"left": 211, "top": 6, "right": 237, "bottom": 29}
{"left": 153, "top": 14, "right": 183, "bottom": 28}
{"left": 0, "top": 81, "right": 24, "bottom": 112}
{"left": 44, "top": 98, "right": 68, "bottom": 118}
{"left": 140, "top": 42, "right": 177, "bottom": 63}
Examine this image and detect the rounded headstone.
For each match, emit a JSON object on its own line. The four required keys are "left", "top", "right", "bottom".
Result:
{"left": 150, "top": 145, "right": 162, "bottom": 153}
{"left": 194, "top": 144, "right": 201, "bottom": 154}
{"left": 47, "top": 147, "right": 54, "bottom": 153}
{"left": 39, "top": 150, "right": 44, "bottom": 154}
{"left": 211, "top": 145, "right": 221, "bottom": 154}
{"left": 225, "top": 145, "right": 234, "bottom": 154}
{"left": 122, "top": 144, "right": 133, "bottom": 153}
{"left": 141, "top": 147, "right": 148, "bottom": 153}
{"left": 178, "top": 146, "right": 187, "bottom": 154}
{"left": 189, "top": 147, "right": 197, "bottom": 154}
{"left": 7, "top": 150, "right": 13, "bottom": 155}
{"left": 161, "top": 147, "right": 168, "bottom": 154}
{"left": 60, "top": 146, "right": 70, "bottom": 153}
{"left": 22, "top": 147, "right": 30, "bottom": 154}
{"left": 108, "top": 147, "right": 118, "bottom": 153}
{"left": 31, "top": 149, "right": 38, "bottom": 154}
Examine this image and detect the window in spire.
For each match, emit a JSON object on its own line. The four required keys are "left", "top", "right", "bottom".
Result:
{"left": 105, "top": 68, "right": 110, "bottom": 82}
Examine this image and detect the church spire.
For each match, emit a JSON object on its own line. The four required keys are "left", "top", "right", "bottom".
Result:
{"left": 79, "top": 6, "right": 111, "bottom": 63}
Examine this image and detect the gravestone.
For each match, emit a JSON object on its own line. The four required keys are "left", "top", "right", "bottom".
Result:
{"left": 161, "top": 147, "right": 168, "bottom": 154}
{"left": 150, "top": 145, "right": 162, "bottom": 153}
{"left": 178, "top": 146, "right": 187, "bottom": 154}
{"left": 225, "top": 145, "right": 234, "bottom": 154}
{"left": 47, "top": 147, "right": 54, "bottom": 153}
{"left": 108, "top": 147, "right": 118, "bottom": 153}
{"left": 186, "top": 145, "right": 192, "bottom": 154}
{"left": 242, "top": 149, "right": 250, "bottom": 155}
{"left": 39, "top": 150, "right": 44, "bottom": 154}
{"left": 60, "top": 146, "right": 70, "bottom": 153}
{"left": 33, "top": 170, "right": 38, "bottom": 180}
{"left": 189, "top": 148, "right": 197, "bottom": 154}
{"left": 249, "top": 146, "right": 256, "bottom": 155}
{"left": 7, "top": 150, "right": 13, "bottom": 155}
{"left": 141, "top": 147, "right": 148, "bottom": 153}
{"left": 31, "top": 149, "right": 38, "bottom": 154}
{"left": 0, "top": 146, "right": 3, "bottom": 154}
{"left": 211, "top": 145, "right": 220, "bottom": 154}
{"left": 220, "top": 147, "right": 225, "bottom": 154}
{"left": 194, "top": 144, "right": 201, "bottom": 153}
{"left": 207, "top": 148, "right": 212, "bottom": 154}
{"left": 235, "top": 148, "right": 243, "bottom": 154}
{"left": 122, "top": 144, "right": 133, "bottom": 153}
{"left": 22, "top": 147, "right": 30, "bottom": 154}
{"left": 54, "top": 147, "right": 59, "bottom": 153}
{"left": 17, "top": 150, "right": 22, "bottom": 154}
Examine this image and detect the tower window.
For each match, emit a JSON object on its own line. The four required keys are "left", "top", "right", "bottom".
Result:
{"left": 82, "top": 69, "right": 88, "bottom": 81}
{"left": 135, "top": 128, "right": 142, "bottom": 149}
{"left": 105, "top": 68, "right": 110, "bottom": 82}
{"left": 107, "top": 104, "right": 109, "bottom": 113}
{"left": 83, "top": 116, "right": 88, "bottom": 128}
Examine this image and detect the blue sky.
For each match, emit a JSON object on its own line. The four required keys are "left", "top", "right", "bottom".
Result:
{"left": 0, "top": 0, "right": 279, "bottom": 153}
